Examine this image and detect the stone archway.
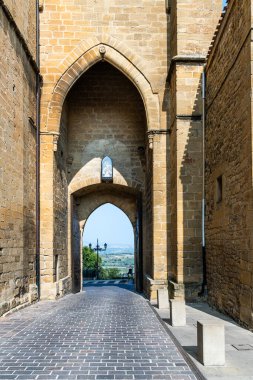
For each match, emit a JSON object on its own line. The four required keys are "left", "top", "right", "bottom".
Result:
{"left": 77, "top": 189, "right": 137, "bottom": 228}
{"left": 71, "top": 186, "right": 139, "bottom": 292}
{"left": 40, "top": 45, "right": 168, "bottom": 302}
{"left": 45, "top": 43, "right": 160, "bottom": 136}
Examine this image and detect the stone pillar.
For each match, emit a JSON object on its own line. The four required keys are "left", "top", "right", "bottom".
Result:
{"left": 67, "top": 194, "right": 73, "bottom": 280}
{"left": 168, "top": 0, "right": 221, "bottom": 300}
{"left": 147, "top": 132, "right": 168, "bottom": 300}
{"left": 40, "top": 132, "right": 71, "bottom": 299}
{"left": 40, "top": 133, "right": 56, "bottom": 299}
{"left": 169, "top": 98, "right": 204, "bottom": 300}
{"left": 79, "top": 221, "right": 85, "bottom": 292}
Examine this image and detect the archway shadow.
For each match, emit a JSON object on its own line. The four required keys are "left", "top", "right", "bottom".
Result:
{"left": 182, "top": 346, "right": 198, "bottom": 361}
{"left": 180, "top": 77, "right": 203, "bottom": 299}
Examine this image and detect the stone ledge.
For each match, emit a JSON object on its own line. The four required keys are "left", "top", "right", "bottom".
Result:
{"left": 40, "top": 276, "right": 72, "bottom": 300}
{"left": 169, "top": 280, "right": 202, "bottom": 301}
{"left": 145, "top": 275, "right": 168, "bottom": 301}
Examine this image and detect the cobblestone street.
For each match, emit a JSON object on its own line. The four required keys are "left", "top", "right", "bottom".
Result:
{"left": 0, "top": 286, "right": 199, "bottom": 380}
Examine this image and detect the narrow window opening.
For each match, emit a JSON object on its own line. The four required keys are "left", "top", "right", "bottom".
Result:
{"left": 216, "top": 175, "right": 223, "bottom": 203}
{"left": 165, "top": 0, "right": 171, "bottom": 13}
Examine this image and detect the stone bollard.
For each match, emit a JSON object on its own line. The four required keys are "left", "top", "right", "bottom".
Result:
{"left": 169, "top": 299, "right": 186, "bottom": 326}
{"left": 157, "top": 288, "right": 169, "bottom": 309}
{"left": 197, "top": 320, "right": 225, "bottom": 366}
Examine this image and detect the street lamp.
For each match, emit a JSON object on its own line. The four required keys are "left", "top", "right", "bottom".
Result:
{"left": 89, "top": 239, "right": 107, "bottom": 280}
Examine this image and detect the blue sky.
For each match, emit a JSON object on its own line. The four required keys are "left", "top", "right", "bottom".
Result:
{"left": 222, "top": 0, "right": 227, "bottom": 7}
{"left": 83, "top": 203, "right": 134, "bottom": 248}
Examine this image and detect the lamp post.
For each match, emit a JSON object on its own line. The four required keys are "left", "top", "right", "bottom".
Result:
{"left": 89, "top": 239, "right": 107, "bottom": 280}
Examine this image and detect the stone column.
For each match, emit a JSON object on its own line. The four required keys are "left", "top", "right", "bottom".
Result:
{"left": 40, "top": 130, "right": 72, "bottom": 299}
{"left": 40, "top": 133, "right": 56, "bottom": 299}
{"left": 169, "top": 62, "right": 204, "bottom": 300}
{"left": 148, "top": 132, "right": 168, "bottom": 300}
{"left": 79, "top": 221, "right": 85, "bottom": 291}
{"left": 168, "top": 0, "right": 221, "bottom": 300}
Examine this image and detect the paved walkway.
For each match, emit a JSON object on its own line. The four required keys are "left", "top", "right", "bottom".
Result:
{"left": 0, "top": 286, "right": 200, "bottom": 380}
{"left": 83, "top": 280, "right": 129, "bottom": 286}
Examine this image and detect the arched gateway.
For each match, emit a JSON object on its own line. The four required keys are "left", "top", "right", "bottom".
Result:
{"left": 2, "top": 0, "right": 232, "bottom": 323}
{"left": 80, "top": 203, "right": 136, "bottom": 288}
{"left": 40, "top": 42, "right": 168, "bottom": 301}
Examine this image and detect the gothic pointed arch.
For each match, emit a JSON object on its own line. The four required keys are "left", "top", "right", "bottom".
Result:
{"left": 69, "top": 173, "right": 142, "bottom": 195}
{"left": 59, "top": 35, "right": 151, "bottom": 86}
{"left": 46, "top": 42, "right": 160, "bottom": 135}
{"left": 79, "top": 198, "right": 136, "bottom": 229}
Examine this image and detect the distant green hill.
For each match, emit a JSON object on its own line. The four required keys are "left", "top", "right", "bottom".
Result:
{"left": 102, "top": 252, "right": 134, "bottom": 272}
{"left": 102, "top": 246, "right": 134, "bottom": 255}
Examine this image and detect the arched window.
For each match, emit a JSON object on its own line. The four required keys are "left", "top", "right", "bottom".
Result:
{"left": 101, "top": 156, "right": 113, "bottom": 182}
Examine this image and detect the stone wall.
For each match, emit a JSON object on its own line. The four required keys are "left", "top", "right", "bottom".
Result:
{"left": 3, "top": 0, "right": 36, "bottom": 56}
{"left": 39, "top": 0, "right": 168, "bottom": 103}
{"left": 172, "top": 0, "right": 222, "bottom": 56}
{"left": 205, "top": 0, "right": 253, "bottom": 328}
{"left": 0, "top": 1, "right": 37, "bottom": 315}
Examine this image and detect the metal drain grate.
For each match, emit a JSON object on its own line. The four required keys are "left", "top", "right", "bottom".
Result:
{"left": 232, "top": 344, "right": 253, "bottom": 351}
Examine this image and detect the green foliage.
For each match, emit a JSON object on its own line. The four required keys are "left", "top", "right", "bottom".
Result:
{"left": 100, "top": 267, "right": 121, "bottom": 279}
{"left": 83, "top": 247, "right": 132, "bottom": 280}
{"left": 83, "top": 246, "right": 102, "bottom": 271}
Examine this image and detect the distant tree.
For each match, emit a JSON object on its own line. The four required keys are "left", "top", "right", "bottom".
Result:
{"left": 108, "top": 268, "right": 121, "bottom": 279}
{"left": 83, "top": 246, "right": 102, "bottom": 271}
{"left": 100, "top": 268, "right": 121, "bottom": 279}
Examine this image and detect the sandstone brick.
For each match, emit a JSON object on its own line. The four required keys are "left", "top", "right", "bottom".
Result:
{"left": 0, "top": 3, "right": 38, "bottom": 316}
{"left": 205, "top": 0, "right": 253, "bottom": 329}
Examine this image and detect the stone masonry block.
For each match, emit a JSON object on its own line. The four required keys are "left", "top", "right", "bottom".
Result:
{"left": 197, "top": 320, "right": 225, "bottom": 366}
{"left": 170, "top": 299, "right": 186, "bottom": 326}
{"left": 157, "top": 288, "right": 169, "bottom": 309}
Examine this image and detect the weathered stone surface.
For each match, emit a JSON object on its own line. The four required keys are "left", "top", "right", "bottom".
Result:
{"left": 157, "top": 288, "right": 169, "bottom": 309}
{"left": 197, "top": 320, "right": 225, "bottom": 366}
{"left": 168, "top": 0, "right": 221, "bottom": 299}
{"left": 170, "top": 299, "right": 186, "bottom": 326}
{"left": 205, "top": 0, "right": 253, "bottom": 329}
{"left": 0, "top": 2, "right": 38, "bottom": 316}
{"left": 3, "top": 0, "right": 36, "bottom": 56}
